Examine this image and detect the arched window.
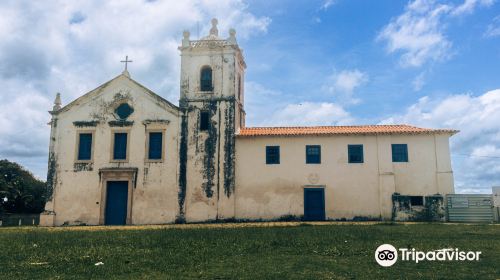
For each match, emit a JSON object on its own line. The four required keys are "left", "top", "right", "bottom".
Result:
{"left": 200, "top": 66, "right": 213, "bottom": 91}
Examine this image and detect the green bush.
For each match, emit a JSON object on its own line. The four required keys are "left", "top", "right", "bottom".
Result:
{"left": 0, "top": 159, "right": 47, "bottom": 214}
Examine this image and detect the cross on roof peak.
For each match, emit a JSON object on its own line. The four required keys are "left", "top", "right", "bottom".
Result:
{"left": 120, "top": 55, "right": 133, "bottom": 71}
{"left": 120, "top": 55, "right": 132, "bottom": 77}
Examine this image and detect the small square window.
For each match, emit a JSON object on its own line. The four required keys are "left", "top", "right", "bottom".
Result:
{"left": 348, "top": 145, "right": 364, "bottom": 163}
{"left": 306, "top": 145, "right": 321, "bottom": 164}
{"left": 392, "top": 144, "right": 408, "bottom": 162}
{"left": 113, "top": 132, "right": 128, "bottom": 160}
{"left": 410, "top": 196, "right": 424, "bottom": 206}
{"left": 148, "top": 132, "right": 163, "bottom": 160}
{"left": 266, "top": 146, "right": 280, "bottom": 164}
{"left": 200, "top": 111, "right": 210, "bottom": 131}
{"left": 77, "top": 133, "right": 92, "bottom": 161}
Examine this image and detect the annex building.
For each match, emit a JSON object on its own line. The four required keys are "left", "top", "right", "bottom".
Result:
{"left": 40, "top": 19, "right": 458, "bottom": 226}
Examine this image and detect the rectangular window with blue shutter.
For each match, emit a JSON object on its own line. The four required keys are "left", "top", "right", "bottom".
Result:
{"left": 77, "top": 133, "right": 92, "bottom": 161}
{"left": 392, "top": 144, "right": 408, "bottom": 162}
{"left": 348, "top": 144, "right": 364, "bottom": 163}
{"left": 148, "top": 132, "right": 163, "bottom": 160}
{"left": 113, "top": 132, "right": 128, "bottom": 160}
{"left": 306, "top": 145, "right": 321, "bottom": 164}
{"left": 266, "top": 146, "right": 280, "bottom": 164}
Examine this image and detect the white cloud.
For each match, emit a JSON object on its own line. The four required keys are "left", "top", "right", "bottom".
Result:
{"left": 484, "top": 15, "right": 500, "bottom": 37}
{"left": 381, "top": 89, "right": 500, "bottom": 193}
{"left": 312, "top": 16, "right": 322, "bottom": 24}
{"left": 0, "top": 82, "right": 51, "bottom": 158}
{"left": 0, "top": 0, "right": 270, "bottom": 177}
{"left": 329, "top": 70, "right": 368, "bottom": 93}
{"left": 377, "top": 0, "right": 452, "bottom": 67}
{"left": 262, "top": 102, "right": 354, "bottom": 127}
{"left": 471, "top": 145, "right": 500, "bottom": 157}
{"left": 244, "top": 81, "right": 353, "bottom": 127}
{"left": 322, "top": 69, "right": 368, "bottom": 105}
{"left": 378, "top": 0, "right": 496, "bottom": 67}
{"left": 451, "top": 0, "right": 495, "bottom": 16}
{"left": 244, "top": 81, "right": 282, "bottom": 126}
{"left": 321, "top": 0, "right": 336, "bottom": 10}
{"left": 412, "top": 71, "right": 426, "bottom": 91}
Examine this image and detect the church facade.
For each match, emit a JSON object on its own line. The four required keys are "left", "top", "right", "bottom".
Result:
{"left": 40, "top": 19, "right": 458, "bottom": 226}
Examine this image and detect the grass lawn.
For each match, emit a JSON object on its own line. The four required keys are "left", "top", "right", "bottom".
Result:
{"left": 0, "top": 222, "right": 499, "bottom": 279}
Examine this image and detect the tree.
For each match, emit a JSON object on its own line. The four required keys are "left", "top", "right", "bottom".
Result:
{"left": 0, "top": 159, "right": 47, "bottom": 214}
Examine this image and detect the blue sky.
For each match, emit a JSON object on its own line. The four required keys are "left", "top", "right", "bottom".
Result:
{"left": 243, "top": 0, "right": 499, "bottom": 122}
{"left": 0, "top": 0, "right": 499, "bottom": 193}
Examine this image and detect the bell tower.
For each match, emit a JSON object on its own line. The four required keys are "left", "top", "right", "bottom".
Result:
{"left": 177, "top": 19, "right": 246, "bottom": 222}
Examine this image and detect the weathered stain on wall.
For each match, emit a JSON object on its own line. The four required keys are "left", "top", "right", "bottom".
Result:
{"left": 45, "top": 152, "right": 57, "bottom": 201}
{"left": 177, "top": 112, "right": 188, "bottom": 223}
{"left": 73, "top": 121, "right": 99, "bottom": 127}
{"left": 108, "top": 120, "right": 134, "bottom": 127}
{"left": 45, "top": 114, "right": 59, "bottom": 202}
{"left": 392, "top": 194, "right": 412, "bottom": 221}
{"left": 87, "top": 90, "right": 134, "bottom": 122}
{"left": 223, "top": 100, "right": 236, "bottom": 197}
{"left": 73, "top": 162, "right": 93, "bottom": 172}
{"left": 424, "top": 195, "right": 445, "bottom": 221}
{"left": 392, "top": 193, "right": 445, "bottom": 221}
{"left": 201, "top": 101, "right": 218, "bottom": 198}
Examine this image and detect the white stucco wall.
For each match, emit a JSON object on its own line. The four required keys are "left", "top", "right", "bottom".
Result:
{"left": 234, "top": 133, "right": 455, "bottom": 220}
{"left": 48, "top": 75, "right": 181, "bottom": 225}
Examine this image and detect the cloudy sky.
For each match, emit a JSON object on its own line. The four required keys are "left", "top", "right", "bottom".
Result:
{"left": 0, "top": 0, "right": 499, "bottom": 193}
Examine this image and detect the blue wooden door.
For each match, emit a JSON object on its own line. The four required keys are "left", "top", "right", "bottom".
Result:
{"left": 304, "top": 188, "right": 325, "bottom": 221}
{"left": 105, "top": 181, "right": 128, "bottom": 225}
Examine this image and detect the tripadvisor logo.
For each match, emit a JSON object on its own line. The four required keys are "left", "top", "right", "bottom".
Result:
{"left": 375, "top": 244, "right": 398, "bottom": 267}
{"left": 375, "top": 244, "right": 482, "bottom": 267}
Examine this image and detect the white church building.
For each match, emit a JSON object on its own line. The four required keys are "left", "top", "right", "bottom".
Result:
{"left": 40, "top": 19, "right": 458, "bottom": 226}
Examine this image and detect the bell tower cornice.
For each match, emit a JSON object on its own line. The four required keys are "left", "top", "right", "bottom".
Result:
{"left": 178, "top": 18, "right": 246, "bottom": 69}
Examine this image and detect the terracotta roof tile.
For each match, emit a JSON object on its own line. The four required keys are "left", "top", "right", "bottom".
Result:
{"left": 237, "top": 125, "right": 458, "bottom": 137}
